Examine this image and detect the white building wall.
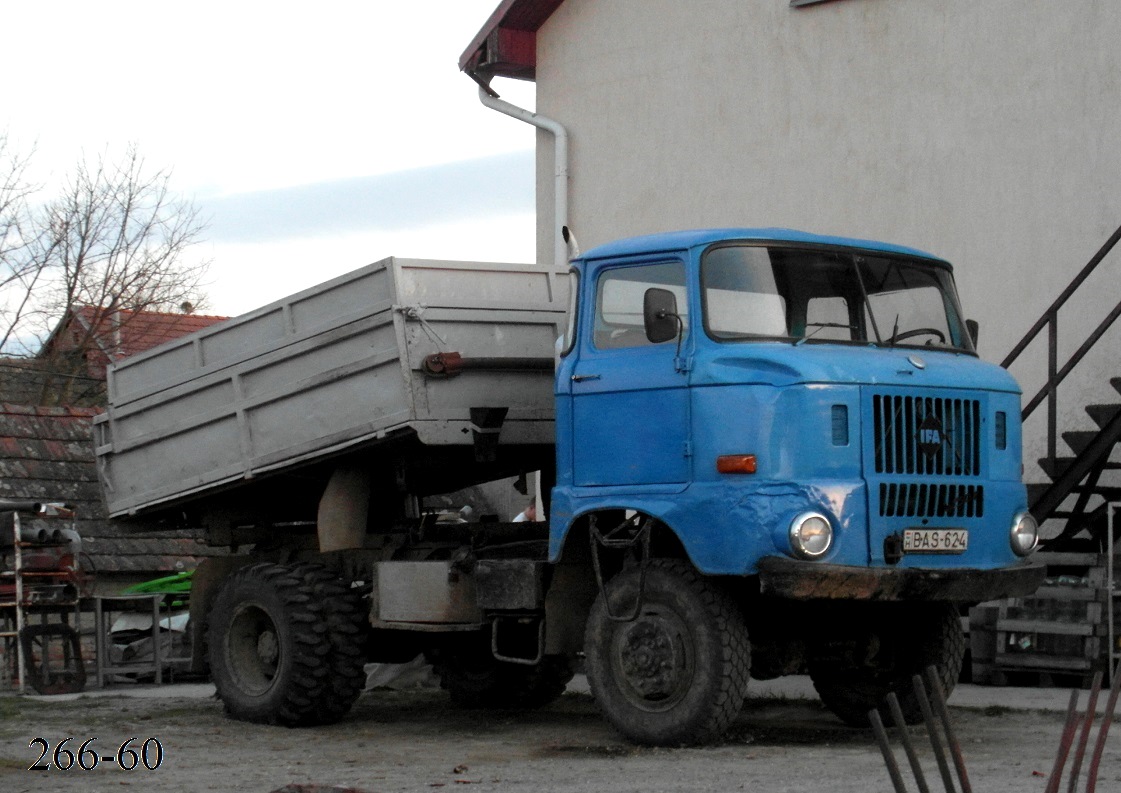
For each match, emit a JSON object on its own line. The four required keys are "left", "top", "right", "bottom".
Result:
{"left": 530, "top": 0, "right": 1121, "bottom": 478}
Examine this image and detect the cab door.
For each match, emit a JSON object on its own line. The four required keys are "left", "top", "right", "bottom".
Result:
{"left": 564, "top": 259, "right": 691, "bottom": 488}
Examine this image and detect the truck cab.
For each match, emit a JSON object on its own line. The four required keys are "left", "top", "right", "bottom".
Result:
{"left": 544, "top": 229, "right": 1044, "bottom": 741}
{"left": 554, "top": 228, "right": 1040, "bottom": 583}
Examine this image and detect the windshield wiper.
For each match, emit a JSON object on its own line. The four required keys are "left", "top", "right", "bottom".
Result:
{"left": 796, "top": 321, "right": 858, "bottom": 346}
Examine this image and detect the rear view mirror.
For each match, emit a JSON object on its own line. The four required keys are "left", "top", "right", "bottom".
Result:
{"left": 644, "top": 288, "right": 680, "bottom": 344}
{"left": 966, "top": 319, "right": 979, "bottom": 347}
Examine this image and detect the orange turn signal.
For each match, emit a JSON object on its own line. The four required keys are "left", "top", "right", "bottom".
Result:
{"left": 716, "top": 454, "right": 757, "bottom": 474}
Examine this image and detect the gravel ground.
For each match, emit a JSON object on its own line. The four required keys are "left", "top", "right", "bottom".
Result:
{"left": 2, "top": 677, "right": 1118, "bottom": 793}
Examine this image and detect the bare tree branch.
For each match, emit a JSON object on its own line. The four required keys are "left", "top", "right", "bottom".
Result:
{"left": 0, "top": 141, "right": 210, "bottom": 405}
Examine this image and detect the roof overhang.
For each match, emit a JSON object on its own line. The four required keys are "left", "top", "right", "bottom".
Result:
{"left": 459, "top": 0, "right": 565, "bottom": 84}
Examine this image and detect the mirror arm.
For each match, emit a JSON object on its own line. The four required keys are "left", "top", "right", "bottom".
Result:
{"left": 659, "top": 311, "right": 688, "bottom": 372}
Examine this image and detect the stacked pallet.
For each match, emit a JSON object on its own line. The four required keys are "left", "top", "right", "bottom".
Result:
{"left": 970, "top": 551, "right": 1116, "bottom": 686}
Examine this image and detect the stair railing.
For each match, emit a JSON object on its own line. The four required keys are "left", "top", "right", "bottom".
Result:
{"left": 1001, "top": 221, "right": 1121, "bottom": 470}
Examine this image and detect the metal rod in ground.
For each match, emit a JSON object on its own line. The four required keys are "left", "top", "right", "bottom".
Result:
{"left": 924, "top": 666, "right": 972, "bottom": 793}
{"left": 1066, "top": 670, "right": 1103, "bottom": 793}
{"left": 912, "top": 674, "right": 957, "bottom": 793}
{"left": 1044, "top": 689, "right": 1084, "bottom": 793}
{"left": 886, "top": 692, "right": 931, "bottom": 793}
{"left": 1086, "top": 660, "right": 1121, "bottom": 793}
{"left": 871, "top": 708, "right": 910, "bottom": 793}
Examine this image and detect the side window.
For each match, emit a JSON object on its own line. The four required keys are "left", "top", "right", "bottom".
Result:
{"left": 595, "top": 261, "right": 687, "bottom": 350}
{"left": 559, "top": 269, "right": 579, "bottom": 357}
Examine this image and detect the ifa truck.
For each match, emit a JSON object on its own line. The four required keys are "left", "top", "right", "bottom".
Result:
{"left": 94, "top": 228, "right": 1045, "bottom": 745}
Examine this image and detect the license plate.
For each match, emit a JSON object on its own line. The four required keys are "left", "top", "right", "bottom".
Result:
{"left": 902, "top": 528, "right": 968, "bottom": 554}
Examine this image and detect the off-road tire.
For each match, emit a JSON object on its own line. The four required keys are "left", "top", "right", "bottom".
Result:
{"left": 207, "top": 563, "right": 330, "bottom": 725}
{"left": 808, "top": 601, "right": 965, "bottom": 727}
{"left": 583, "top": 559, "right": 751, "bottom": 746}
{"left": 291, "top": 563, "right": 369, "bottom": 724}
{"left": 433, "top": 637, "right": 575, "bottom": 709}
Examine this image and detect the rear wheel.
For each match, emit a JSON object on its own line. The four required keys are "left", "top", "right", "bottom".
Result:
{"left": 207, "top": 563, "right": 329, "bottom": 725}
{"left": 808, "top": 602, "right": 964, "bottom": 727}
{"left": 583, "top": 559, "right": 750, "bottom": 746}
{"left": 291, "top": 563, "right": 369, "bottom": 724}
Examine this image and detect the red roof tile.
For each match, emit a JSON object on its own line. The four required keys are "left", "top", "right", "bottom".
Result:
{"left": 40, "top": 305, "right": 229, "bottom": 381}
{"left": 0, "top": 404, "right": 224, "bottom": 575}
{"left": 65, "top": 305, "right": 228, "bottom": 360}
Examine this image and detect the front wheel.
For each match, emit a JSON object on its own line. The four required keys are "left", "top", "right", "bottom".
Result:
{"left": 583, "top": 560, "right": 751, "bottom": 746}
{"left": 808, "top": 602, "right": 964, "bottom": 727}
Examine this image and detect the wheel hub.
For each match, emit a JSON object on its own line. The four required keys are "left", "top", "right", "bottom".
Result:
{"left": 256, "top": 630, "right": 279, "bottom": 667}
{"left": 227, "top": 603, "right": 281, "bottom": 694}
{"left": 616, "top": 613, "right": 690, "bottom": 704}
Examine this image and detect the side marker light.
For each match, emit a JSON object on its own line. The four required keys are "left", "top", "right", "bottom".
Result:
{"left": 717, "top": 454, "right": 757, "bottom": 474}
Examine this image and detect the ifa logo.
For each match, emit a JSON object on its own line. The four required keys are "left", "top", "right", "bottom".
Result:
{"left": 918, "top": 415, "right": 944, "bottom": 458}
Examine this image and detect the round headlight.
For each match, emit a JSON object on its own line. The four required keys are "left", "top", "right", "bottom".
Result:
{"left": 1010, "top": 511, "right": 1039, "bottom": 556}
{"left": 789, "top": 512, "right": 833, "bottom": 559}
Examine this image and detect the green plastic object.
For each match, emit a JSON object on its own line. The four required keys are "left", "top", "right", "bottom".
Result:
{"left": 122, "top": 570, "right": 194, "bottom": 595}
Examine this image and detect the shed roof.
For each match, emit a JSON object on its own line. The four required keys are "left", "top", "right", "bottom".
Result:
{"left": 0, "top": 403, "right": 223, "bottom": 576}
{"left": 459, "top": 0, "right": 564, "bottom": 81}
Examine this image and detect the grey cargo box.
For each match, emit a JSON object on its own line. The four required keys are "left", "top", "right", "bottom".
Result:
{"left": 93, "top": 258, "right": 568, "bottom": 518}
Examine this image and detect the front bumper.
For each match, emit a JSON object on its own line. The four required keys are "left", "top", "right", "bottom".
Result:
{"left": 757, "top": 556, "right": 1046, "bottom": 602}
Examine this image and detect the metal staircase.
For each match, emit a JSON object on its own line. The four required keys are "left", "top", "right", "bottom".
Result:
{"left": 970, "top": 230, "right": 1121, "bottom": 685}
{"left": 1002, "top": 222, "right": 1121, "bottom": 549}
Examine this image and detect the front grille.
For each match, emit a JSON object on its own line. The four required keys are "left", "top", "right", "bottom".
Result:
{"left": 872, "top": 394, "right": 982, "bottom": 476}
{"left": 879, "top": 482, "right": 984, "bottom": 518}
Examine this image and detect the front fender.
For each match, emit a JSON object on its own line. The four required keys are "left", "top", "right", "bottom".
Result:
{"left": 550, "top": 480, "right": 864, "bottom": 574}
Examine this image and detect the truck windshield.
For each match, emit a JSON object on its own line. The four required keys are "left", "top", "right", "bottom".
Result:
{"left": 701, "top": 243, "right": 974, "bottom": 352}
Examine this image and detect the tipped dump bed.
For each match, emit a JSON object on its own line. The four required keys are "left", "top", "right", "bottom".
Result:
{"left": 94, "top": 258, "right": 568, "bottom": 518}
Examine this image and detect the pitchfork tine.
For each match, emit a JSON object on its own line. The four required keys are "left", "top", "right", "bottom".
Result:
{"left": 912, "top": 674, "right": 957, "bottom": 793}
{"left": 1085, "top": 661, "right": 1121, "bottom": 793}
{"left": 886, "top": 692, "right": 932, "bottom": 793}
{"left": 871, "top": 708, "right": 911, "bottom": 793}
{"left": 1044, "top": 689, "right": 1084, "bottom": 793}
{"left": 925, "top": 667, "right": 972, "bottom": 793}
{"left": 1065, "top": 671, "right": 1103, "bottom": 793}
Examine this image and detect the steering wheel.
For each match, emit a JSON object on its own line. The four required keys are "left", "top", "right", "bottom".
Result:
{"left": 889, "top": 327, "right": 946, "bottom": 344}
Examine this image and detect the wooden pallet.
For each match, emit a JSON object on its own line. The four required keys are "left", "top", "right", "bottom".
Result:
{"left": 970, "top": 551, "right": 1113, "bottom": 685}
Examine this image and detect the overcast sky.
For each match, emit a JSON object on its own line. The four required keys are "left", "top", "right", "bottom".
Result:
{"left": 1, "top": 1, "right": 537, "bottom": 317}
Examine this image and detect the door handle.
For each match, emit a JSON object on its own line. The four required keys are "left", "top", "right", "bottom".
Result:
{"left": 571, "top": 374, "right": 601, "bottom": 382}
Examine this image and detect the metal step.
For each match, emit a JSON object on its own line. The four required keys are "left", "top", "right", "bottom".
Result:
{"left": 1038, "top": 457, "right": 1078, "bottom": 479}
{"left": 1025, "top": 482, "right": 1116, "bottom": 510}
{"left": 1062, "top": 430, "right": 1099, "bottom": 455}
{"left": 1085, "top": 403, "right": 1121, "bottom": 429}
{"left": 1026, "top": 482, "right": 1052, "bottom": 504}
{"left": 1039, "top": 456, "right": 1121, "bottom": 479}
{"left": 1072, "top": 485, "right": 1121, "bottom": 499}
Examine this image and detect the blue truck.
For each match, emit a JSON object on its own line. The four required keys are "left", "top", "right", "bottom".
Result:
{"left": 95, "top": 229, "right": 1045, "bottom": 745}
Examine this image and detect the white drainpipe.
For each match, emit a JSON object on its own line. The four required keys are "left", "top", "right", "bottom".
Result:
{"left": 477, "top": 85, "right": 569, "bottom": 270}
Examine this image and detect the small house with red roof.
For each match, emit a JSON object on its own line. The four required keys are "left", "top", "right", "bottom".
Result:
{"left": 41, "top": 305, "right": 229, "bottom": 381}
